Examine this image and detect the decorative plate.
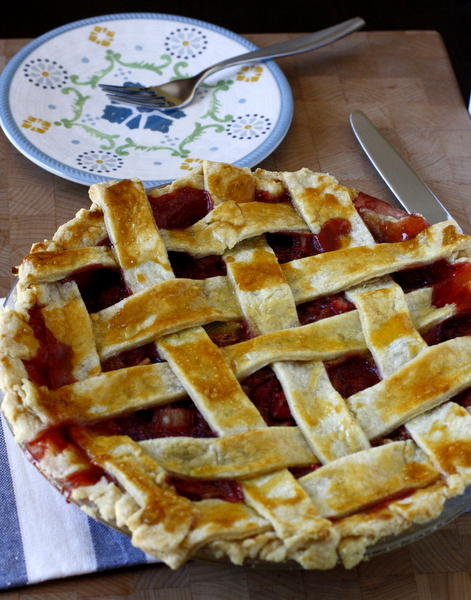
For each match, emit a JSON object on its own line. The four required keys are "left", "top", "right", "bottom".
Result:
{"left": 0, "top": 13, "right": 293, "bottom": 187}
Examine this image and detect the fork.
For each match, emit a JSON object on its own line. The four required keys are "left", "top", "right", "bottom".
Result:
{"left": 99, "top": 17, "right": 365, "bottom": 110}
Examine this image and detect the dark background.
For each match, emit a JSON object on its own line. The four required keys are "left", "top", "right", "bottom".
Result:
{"left": 2, "top": 0, "right": 471, "bottom": 104}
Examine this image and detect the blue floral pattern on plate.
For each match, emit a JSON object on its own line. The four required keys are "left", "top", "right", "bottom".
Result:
{"left": 0, "top": 13, "right": 293, "bottom": 187}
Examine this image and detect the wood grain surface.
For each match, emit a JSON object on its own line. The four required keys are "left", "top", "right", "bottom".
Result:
{"left": 1, "top": 30, "right": 471, "bottom": 599}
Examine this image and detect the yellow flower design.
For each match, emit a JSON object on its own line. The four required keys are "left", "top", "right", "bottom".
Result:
{"left": 236, "top": 66, "right": 264, "bottom": 82}
{"left": 21, "top": 117, "right": 51, "bottom": 134}
{"left": 89, "top": 26, "right": 115, "bottom": 47}
{"left": 180, "top": 158, "right": 204, "bottom": 171}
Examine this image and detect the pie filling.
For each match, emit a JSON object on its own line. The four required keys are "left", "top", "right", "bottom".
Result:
{"left": 297, "top": 293, "right": 355, "bottom": 325}
{"left": 148, "top": 186, "right": 213, "bottom": 229}
{"left": 23, "top": 307, "right": 76, "bottom": 390}
{"left": 254, "top": 189, "right": 293, "bottom": 204}
{"left": 326, "top": 353, "right": 381, "bottom": 398}
{"left": 353, "top": 192, "right": 430, "bottom": 242}
{"left": 204, "top": 320, "right": 255, "bottom": 347}
{"left": 241, "top": 368, "right": 295, "bottom": 426}
{"left": 25, "top": 427, "right": 107, "bottom": 496}
{"left": 101, "top": 343, "right": 164, "bottom": 372}
{"left": 64, "top": 266, "right": 130, "bottom": 313}
{"left": 168, "top": 251, "right": 227, "bottom": 279}
{"left": 165, "top": 476, "right": 244, "bottom": 503}
{"left": 5, "top": 163, "right": 471, "bottom": 570}
{"left": 266, "top": 217, "right": 351, "bottom": 263}
{"left": 90, "top": 400, "right": 215, "bottom": 441}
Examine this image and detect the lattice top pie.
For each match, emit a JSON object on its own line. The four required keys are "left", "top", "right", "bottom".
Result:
{"left": 2, "top": 160, "right": 471, "bottom": 570}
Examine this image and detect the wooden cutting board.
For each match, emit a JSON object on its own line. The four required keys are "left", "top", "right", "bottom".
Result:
{"left": 1, "top": 30, "right": 471, "bottom": 600}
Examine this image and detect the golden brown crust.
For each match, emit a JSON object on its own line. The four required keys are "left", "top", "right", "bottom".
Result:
{"left": 281, "top": 221, "right": 468, "bottom": 305}
{"left": 91, "top": 277, "right": 241, "bottom": 359}
{"left": 2, "top": 160, "right": 471, "bottom": 571}
{"left": 90, "top": 179, "right": 174, "bottom": 291}
{"left": 140, "top": 427, "right": 318, "bottom": 479}
{"left": 299, "top": 441, "right": 439, "bottom": 518}
{"left": 18, "top": 247, "right": 117, "bottom": 286}
{"left": 347, "top": 337, "right": 471, "bottom": 439}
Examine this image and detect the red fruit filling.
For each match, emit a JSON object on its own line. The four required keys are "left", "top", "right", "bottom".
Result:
{"left": 371, "top": 425, "right": 412, "bottom": 447}
{"left": 205, "top": 320, "right": 255, "bottom": 348}
{"left": 267, "top": 218, "right": 351, "bottom": 263}
{"left": 26, "top": 428, "right": 107, "bottom": 497}
{"left": 396, "top": 259, "right": 471, "bottom": 345}
{"left": 432, "top": 261, "right": 471, "bottom": 311}
{"left": 354, "top": 192, "right": 430, "bottom": 242}
{"left": 393, "top": 259, "right": 451, "bottom": 292}
{"left": 254, "top": 189, "right": 293, "bottom": 204}
{"left": 89, "top": 400, "right": 215, "bottom": 441}
{"left": 148, "top": 187, "right": 213, "bottom": 229}
{"left": 165, "top": 476, "right": 244, "bottom": 503}
{"left": 168, "top": 251, "right": 227, "bottom": 279}
{"left": 23, "top": 307, "right": 75, "bottom": 390}
{"left": 451, "top": 388, "right": 471, "bottom": 410}
{"left": 241, "top": 369, "right": 295, "bottom": 427}
{"left": 297, "top": 293, "right": 355, "bottom": 325}
{"left": 101, "top": 343, "right": 164, "bottom": 372}
{"left": 288, "top": 464, "right": 321, "bottom": 478}
{"left": 326, "top": 354, "right": 381, "bottom": 398}
{"left": 423, "top": 312, "right": 471, "bottom": 346}
{"left": 63, "top": 266, "right": 131, "bottom": 313}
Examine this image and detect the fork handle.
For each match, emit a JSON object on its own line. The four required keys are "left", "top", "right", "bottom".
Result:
{"left": 197, "top": 17, "right": 365, "bottom": 82}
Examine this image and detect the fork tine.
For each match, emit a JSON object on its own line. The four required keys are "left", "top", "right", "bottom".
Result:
{"left": 105, "top": 96, "right": 166, "bottom": 107}
{"left": 100, "top": 83, "right": 177, "bottom": 102}
{"left": 99, "top": 84, "right": 149, "bottom": 93}
{"left": 104, "top": 90, "right": 165, "bottom": 101}
{"left": 103, "top": 92, "right": 173, "bottom": 108}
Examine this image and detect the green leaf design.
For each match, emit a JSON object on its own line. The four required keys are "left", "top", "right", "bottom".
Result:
{"left": 172, "top": 61, "right": 190, "bottom": 79}
{"left": 54, "top": 87, "right": 119, "bottom": 150}
{"left": 69, "top": 51, "right": 115, "bottom": 87}
{"left": 69, "top": 50, "right": 175, "bottom": 89}
{"left": 74, "top": 125, "right": 120, "bottom": 151}
{"left": 179, "top": 122, "right": 225, "bottom": 155}
{"left": 113, "top": 52, "right": 173, "bottom": 76}
{"left": 115, "top": 138, "right": 188, "bottom": 158}
{"left": 200, "top": 80, "right": 234, "bottom": 123}
{"left": 57, "top": 87, "right": 91, "bottom": 125}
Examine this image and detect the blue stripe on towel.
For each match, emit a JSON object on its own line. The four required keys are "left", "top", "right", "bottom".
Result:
{"left": 88, "top": 516, "right": 147, "bottom": 571}
{"left": 0, "top": 419, "right": 28, "bottom": 588}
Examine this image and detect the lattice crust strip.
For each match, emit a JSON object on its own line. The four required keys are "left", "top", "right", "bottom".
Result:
{"left": 1, "top": 160, "right": 471, "bottom": 571}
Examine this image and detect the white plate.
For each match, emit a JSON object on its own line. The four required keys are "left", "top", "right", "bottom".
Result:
{"left": 0, "top": 13, "right": 293, "bottom": 187}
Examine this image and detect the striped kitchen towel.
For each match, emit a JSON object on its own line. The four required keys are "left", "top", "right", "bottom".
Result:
{"left": 0, "top": 298, "right": 155, "bottom": 589}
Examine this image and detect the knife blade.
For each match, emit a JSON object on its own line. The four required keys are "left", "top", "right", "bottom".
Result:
{"left": 350, "top": 110, "right": 455, "bottom": 224}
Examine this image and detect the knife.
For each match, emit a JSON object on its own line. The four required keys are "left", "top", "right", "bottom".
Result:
{"left": 350, "top": 110, "right": 455, "bottom": 224}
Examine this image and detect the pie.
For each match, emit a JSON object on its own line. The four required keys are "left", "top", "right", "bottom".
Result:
{"left": 1, "top": 160, "right": 471, "bottom": 570}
